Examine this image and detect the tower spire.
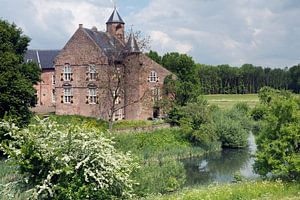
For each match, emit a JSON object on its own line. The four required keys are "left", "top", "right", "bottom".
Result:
{"left": 125, "top": 26, "right": 140, "bottom": 53}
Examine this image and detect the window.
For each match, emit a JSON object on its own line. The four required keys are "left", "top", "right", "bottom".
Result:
{"left": 149, "top": 71, "right": 158, "bottom": 82}
{"left": 26, "top": 59, "right": 32, "bottom": 63}
{"left": 89, "top": 88, "right": 97, "bottom": 104}
{"left": 63, "top": 64, "right": 72, "bottom": 81}
{"left": 64, "top": 88, "right": 72, "bottom": 103}
{"left": 89, "top": 65, "right": 97, "bottom": 81}
{"left": 52, "top": 75, "right": 55, "bottom": 85}
{"left": 114, "top": 109, "right": 124, "bottom": 121}
{"left": 112, "top": 90, "right": 121, "bottom": 104}
{"left": 152, "top": 87, "right": 160, "bottom": 102}
{"left": 52, "top": 89, "right": 56, "bottom": 103}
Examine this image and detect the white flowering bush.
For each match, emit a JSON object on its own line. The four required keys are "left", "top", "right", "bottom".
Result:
{"left": 0, "top": 117, "right": 137, "bottom": 199}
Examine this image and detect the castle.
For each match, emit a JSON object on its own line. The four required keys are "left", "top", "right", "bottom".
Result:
{"left": 25, "top": 8, "right": 172, "bottom": 121}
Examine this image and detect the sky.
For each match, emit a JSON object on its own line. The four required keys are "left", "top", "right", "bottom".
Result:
{"left": 1, "top": 0, "right": 299, "bottom": 68}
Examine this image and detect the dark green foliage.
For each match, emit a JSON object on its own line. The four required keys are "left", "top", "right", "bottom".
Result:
{"left": 0, "top": 19, "right": 41, "bottom": 127}
{"left": 146, "top": 50, "right": 162, "bottom": 65}
{"left": 197, "top": 63, "right": 298, "bottom": 95}
{"left": 189, "top": 123, "right": 218, "bottom": 150}
{"left": 254, "top": 87, "right": 300, "bottom": 180}
{"left": 288, "top": 64, "right": 300, "bottom": 93}
{"left": 169, "top": 96, "right": 252, "bottom": 149}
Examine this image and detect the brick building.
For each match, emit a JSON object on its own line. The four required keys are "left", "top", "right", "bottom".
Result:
{"left": 25, "top": 8, "right": 172, "bottom": 121}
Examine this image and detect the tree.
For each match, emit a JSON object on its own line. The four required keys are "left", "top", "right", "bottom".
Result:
{"left": 162, "top": 52, "right": 196, "bottom": 83}
{"left": 146, "top": 50, "right": 162, "bottom": 65}
{"left": 254, "top": 87, "right": 300, "bottom": 180}
{"left": 288, "top": 64, "right": 300, "bottom": 93}
{"left": 0, "top": 19, "right": 40, "bottom": 127}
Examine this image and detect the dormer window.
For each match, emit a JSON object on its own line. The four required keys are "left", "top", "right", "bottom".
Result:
{"left": 63, "top": 64, "right": 72, "bottom": 81}
{"left": 88, "top": 65, "right": 97, "bottom": 81}
{"left": 149, "top": 71, "right": 158, "bottom": 82}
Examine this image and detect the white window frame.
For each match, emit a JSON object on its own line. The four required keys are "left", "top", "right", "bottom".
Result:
{"left": 89, "top": 88, "right": 97, "bottom": 104}
{"left": 64, "top": 88, "right": 72, "bottom": 103}
{"left": 63, "top": 64, "right": 72, "bottom": 81}
{"left": 89, "top": 65, "right": 97, "bottom": 81}
{"left": 52, "top": 74, "right": 55, "bottom": 85}
{"left": 114, "top": 109, "right": 123, "bottom": 121}
{"left": 149, "top": 71, "right": 158, "bottom": 82}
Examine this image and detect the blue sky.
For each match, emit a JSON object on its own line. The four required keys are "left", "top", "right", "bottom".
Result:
{"left": 1, "top": 0, "right": 299, "bottom": 68}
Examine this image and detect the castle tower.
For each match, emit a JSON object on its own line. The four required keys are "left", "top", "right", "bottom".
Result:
{"left": 106, "top": 7, "right": 125, "bottom": 42}
{"left": 125, "top": 30, "right": 140, "bottom": 54}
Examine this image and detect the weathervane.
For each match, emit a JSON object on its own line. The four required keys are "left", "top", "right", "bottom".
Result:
{"left": 110, "top": 0, "right": 117, "bottom": 9}
{"left": 130, "top": 24, "right": 134, "bottom": 33}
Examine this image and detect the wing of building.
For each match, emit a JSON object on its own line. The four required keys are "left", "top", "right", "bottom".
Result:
{"left": 26, "top": 8, "right": 173, "bottom": 120}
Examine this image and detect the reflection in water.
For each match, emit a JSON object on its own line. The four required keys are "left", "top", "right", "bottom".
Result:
{"left": 182, "top": 133, "right": 258, "bottom": 186}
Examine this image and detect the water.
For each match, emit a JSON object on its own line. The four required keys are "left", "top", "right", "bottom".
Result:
{"left": 182, "top": 133, "right": 259, "bottom": 186}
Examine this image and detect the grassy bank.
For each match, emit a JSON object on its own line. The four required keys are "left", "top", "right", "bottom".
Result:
{"left": 146, "top": 180, "right": 300, "bottom": 200}
{"left": 204, "top": 94, "right": 259, "bottom": 109}
{"left": 111, "top": 128, "right": 217, "bottom": 162}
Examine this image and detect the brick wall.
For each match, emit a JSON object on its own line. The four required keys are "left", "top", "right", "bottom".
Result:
{"left": 32, "top": 69, "right": 55, "bottom": 113}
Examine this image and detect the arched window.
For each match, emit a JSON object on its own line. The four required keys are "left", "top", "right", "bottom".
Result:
{"left": 149, "top": 71, "right": 158, "bottom": 82}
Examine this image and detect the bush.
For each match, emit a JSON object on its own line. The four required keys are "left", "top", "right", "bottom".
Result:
{"left": 212, "top": 106, "right": 251, "bottom": 148}
{"left": 133, "top": 159, "right": 186, "bottom": 196}
{"left": 189, "top": 123, "right": 220, "bottom": 150}
{"left": 254, "top": 88, "right": 300, "bottom": 180}
{"left": 0, "top": 118, "right": 137, "bottom": 200}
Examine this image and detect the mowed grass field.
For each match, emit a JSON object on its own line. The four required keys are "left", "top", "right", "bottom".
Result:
{"left": 204, "top": 94, "right": 259, "bottom": 109}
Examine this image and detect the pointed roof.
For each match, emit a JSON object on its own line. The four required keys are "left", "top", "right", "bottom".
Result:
{"left": 106, "top": 8, "right": 125, "bottom": 24}
{"left": 125, "top": 32, "right": 140, "bottom": 53}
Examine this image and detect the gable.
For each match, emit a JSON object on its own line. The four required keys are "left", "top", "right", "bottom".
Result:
{"left": 55, "top": 28, "right": 108, "bottom": 66}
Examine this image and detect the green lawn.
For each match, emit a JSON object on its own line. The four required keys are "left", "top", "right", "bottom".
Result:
{"left": 146, "top": 180, "right": 300, "bottom": 200}
{"left": 204, "top": 94, "right": 259, "bottom": 109}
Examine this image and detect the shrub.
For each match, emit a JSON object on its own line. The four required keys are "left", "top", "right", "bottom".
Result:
{"left": 0, "top": 118, "right": 137, "bottom": 200}
{"left": 189, "top": 123, "right": 220, "bottom": 150}
{"left": 132, "top": 159, "right": 186, "bottom": 196}
{"left": 254, "top": 88, "right": 300, "bottom": 180}
{"left": 212, "top": 106, "right": 251, "bottom": 148}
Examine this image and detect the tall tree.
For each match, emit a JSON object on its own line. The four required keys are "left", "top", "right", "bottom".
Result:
{"left": 146, "top": 50, "right": 162, "bottom": 65}
{"left": 0, "top": 20, "right": 40, "bottom": 127}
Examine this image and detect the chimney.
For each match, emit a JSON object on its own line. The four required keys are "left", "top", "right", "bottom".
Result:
{"left": 79, "top": 24, "right": 83, "bottom": 28}
{"left": 91, "top": 26, "right": 98, "bottom": 32}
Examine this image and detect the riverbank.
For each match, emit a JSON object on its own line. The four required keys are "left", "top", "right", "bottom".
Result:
{"left": 145, "top": 180, "right": 300, "bottom": 200}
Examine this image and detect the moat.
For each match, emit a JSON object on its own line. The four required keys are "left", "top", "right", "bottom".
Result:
{"left": 182, "top": 133, "right": 258, "bottom": 186}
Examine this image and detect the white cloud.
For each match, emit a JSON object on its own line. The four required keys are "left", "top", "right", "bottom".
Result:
{"left": 149, "top": 30, "right": 192, "bottom": 54}
{"left": 127, "top": 0, "right": 300, "bottom": 67}
{"left": 1, "top": 0, "right": 299, "bottom": 67}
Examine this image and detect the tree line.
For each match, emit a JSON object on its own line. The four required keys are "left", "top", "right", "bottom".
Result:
{"left": 147, "top": 50, "right": 300, "bottom": 95}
